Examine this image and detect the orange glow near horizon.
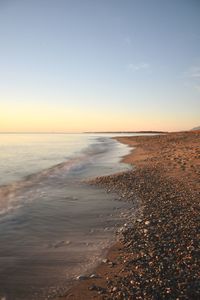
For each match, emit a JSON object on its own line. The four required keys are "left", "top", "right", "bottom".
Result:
{"left": 0, "top": 100, "right": 196, "bottom": 133}
{"left": 0, "top": 1, "right": 199, "bottom": 134}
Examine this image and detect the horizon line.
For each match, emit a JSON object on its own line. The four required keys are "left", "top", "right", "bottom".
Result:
{"left": 0, "top": 130, "right": 178, "bottom": 134}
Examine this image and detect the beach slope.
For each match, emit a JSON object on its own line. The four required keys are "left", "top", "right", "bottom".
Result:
{"left": 58, "top": 131, "right": 200, "bottom": 300}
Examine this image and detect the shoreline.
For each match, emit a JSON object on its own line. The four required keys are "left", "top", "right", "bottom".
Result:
{"left": 56, "top": 131, "right": 199, "bottom": 299}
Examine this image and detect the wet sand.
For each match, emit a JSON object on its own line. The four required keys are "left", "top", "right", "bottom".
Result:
{"left": 56, "top": 131, "right": 200, "bottom": 300}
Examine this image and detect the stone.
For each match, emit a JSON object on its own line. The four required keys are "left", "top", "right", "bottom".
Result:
{"left": 90, "top": 273, "right": 100, "bottom": 279}
{"left": 76, "top": 275, "right": 88, "bottom": 280}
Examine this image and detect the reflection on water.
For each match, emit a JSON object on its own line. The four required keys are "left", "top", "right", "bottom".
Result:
{"left": 0, "top": 183, "right": 133, "bottom": 300}
{"left": 0, "top": 133, "right": 91, "bottom": 186}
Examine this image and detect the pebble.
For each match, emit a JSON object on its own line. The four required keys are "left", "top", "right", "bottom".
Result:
{"left": 108, "top": 261, "right": 115, "bottom": 267}
{"left": 76, "top": 275, "right": 88, "bottom": 280}
{"left": 137, "top": 219, "right": 142, "bottom": 222}
{"left": 88, "top": 285, "right": 97, "bottom": 291}
{"left": 90, "top": 273, "right": 99, "bottom": 279}
{"left": 88, "top": 132, "right": 200, "bottom": 299}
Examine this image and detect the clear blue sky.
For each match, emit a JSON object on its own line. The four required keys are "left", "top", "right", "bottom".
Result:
{"left": 0, "top": 0, "right": 200, "bottom": 132}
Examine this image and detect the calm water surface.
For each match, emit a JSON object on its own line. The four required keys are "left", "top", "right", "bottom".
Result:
{"left": 0, "top": 133, "right": 138, "bottom": 299}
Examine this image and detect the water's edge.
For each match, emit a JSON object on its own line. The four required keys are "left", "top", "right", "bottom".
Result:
{"left": 0, "top": 135, "right": 137, "bottom": 300}
{"left": 47, "top": 138, "right": 137, "bottom": 300}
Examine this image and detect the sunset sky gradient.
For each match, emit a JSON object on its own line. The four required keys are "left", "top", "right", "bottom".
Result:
{"left": 0, "top": 0, "right": 200, "bottom": 132}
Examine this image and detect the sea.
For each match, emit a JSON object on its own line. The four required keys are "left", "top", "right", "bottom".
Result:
{"left": 0, "top": 133, "right": 143, "bottom": 300}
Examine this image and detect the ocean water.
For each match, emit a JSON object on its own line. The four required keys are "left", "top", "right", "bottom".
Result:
{"left": 0, "top": 133, "right": 137, "bottom": 299}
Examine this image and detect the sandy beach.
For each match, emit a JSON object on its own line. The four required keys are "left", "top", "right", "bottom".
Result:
{"left": 57, "top": 131, "right": 200, "bottom": 300}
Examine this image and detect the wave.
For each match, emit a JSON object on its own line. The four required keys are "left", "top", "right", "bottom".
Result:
{"left": 0, "top": 138, "right": 113, "bottom": 215}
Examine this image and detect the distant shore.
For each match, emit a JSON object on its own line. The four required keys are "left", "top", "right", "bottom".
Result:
{"left": 84, "top": 131, "right": 167, "bottom": 134}
{"left": 57, "top": 131, "right": 200, "bottom": 300}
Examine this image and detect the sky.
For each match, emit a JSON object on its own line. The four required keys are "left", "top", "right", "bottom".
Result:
{"left": 0, "top": 0, "right": 200, "bottom": 132}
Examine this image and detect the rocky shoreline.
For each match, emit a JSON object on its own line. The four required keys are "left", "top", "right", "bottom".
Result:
{"left": 58, "top": 131, "right": 200, "bottom": 300}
